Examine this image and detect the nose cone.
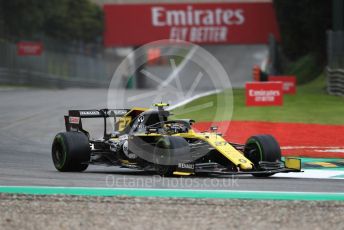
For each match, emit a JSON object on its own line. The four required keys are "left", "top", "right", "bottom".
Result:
{"left": 239, "top": 161, "right": 253, "bottom": 170}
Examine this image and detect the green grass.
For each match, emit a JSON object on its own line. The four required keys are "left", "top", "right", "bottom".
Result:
{"left": 285, "top": 54, "right": 321, "bottom": 84}
{"left": 173, "top": 74, "right": 344, "bottom": 125}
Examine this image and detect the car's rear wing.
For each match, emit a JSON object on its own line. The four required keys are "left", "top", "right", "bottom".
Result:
{"left": 64, "top": 109, "right": 130, "bottom": 138}
{"left": 67, "top": 109, "right": 129, "bottom": 118}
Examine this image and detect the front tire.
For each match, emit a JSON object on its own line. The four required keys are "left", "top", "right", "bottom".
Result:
{"left": 244, "top": 135, "right": 281, "bottom": 177}
{"left": 52, "top": 132, "right": 90, "bottom": 172}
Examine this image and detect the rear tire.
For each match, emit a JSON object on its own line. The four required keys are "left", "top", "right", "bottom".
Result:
{"left": 52, "top": 132, "right": 90, "bottom": 172}
{"left": 244, "top": 135, "right": 281, "bottom": 177}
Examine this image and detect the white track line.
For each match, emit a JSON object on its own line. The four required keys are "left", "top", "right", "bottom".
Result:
{"left": 282, "top": 146, "right": 344, "bottom": 149}
{"left": 274, "top": 169, "right": 344, "bottom": 179}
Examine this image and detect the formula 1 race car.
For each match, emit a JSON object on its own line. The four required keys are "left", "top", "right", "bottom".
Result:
{"left": 52, "top": 103, "right": 301, "bottom": 177}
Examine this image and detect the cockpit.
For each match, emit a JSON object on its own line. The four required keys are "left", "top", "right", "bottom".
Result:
{"left": 114, "top": 103, "right": 194, "bottom": 135}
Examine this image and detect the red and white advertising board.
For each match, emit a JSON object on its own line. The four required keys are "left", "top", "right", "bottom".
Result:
{"left": 17, "top": 41, "right": 43, "bottom": 56}
{"left": 246, "top": 82, "right": 283, "bottom": 106}
{"left": 269, "top": 76, "right": 296, "bottom": 94}
{"left": 104, "top": 2, "right": 280, "bottom": 46}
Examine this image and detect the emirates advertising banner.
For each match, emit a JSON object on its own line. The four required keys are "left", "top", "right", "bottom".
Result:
{"left": 17, "top": 41, "right": 43, "bottom": 56}
{"left": 269, "top": 76, "right": 297, "bottom": 94}
{"left": 246, "top": 82, "right": 283, "bottom": 106}
{"left": 104, "top": 2, "right": 280, "bottom": 46}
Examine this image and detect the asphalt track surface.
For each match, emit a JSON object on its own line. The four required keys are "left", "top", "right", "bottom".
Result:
{"left": 0, "top": 87, "right": 343, "bottom": 193}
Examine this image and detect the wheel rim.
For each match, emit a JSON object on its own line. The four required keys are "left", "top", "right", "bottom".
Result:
{"left": 245, "top": 140, "right": 263, "bottom": 166}
{"left": 154, "top": 140, "right": 172, "bottom": 175}
{"left": 52, "top": 143, "right": 66, "bottom": 169}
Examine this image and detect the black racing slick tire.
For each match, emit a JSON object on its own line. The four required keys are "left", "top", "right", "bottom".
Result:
{"left": 244, "top": 135, "right": 281, "bottom": 177}
{"left": 52, "top": 132, "right": 90, "bottom": 172}
{"left": 153, "top": 136, "right": 190, "bottom": 177}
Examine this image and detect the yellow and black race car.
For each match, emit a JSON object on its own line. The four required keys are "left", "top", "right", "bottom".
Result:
{"left": 52, "top": 103, "right": 301, "bottom": 177}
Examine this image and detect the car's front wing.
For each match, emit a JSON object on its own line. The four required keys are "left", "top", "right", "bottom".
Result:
{"left": 174, "top": 158, "right": 302, "bottom": 176}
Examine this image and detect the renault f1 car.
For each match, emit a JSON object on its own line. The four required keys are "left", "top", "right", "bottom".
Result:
{"left": 52, "top": 103, "right": 301, "bottom": 177}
